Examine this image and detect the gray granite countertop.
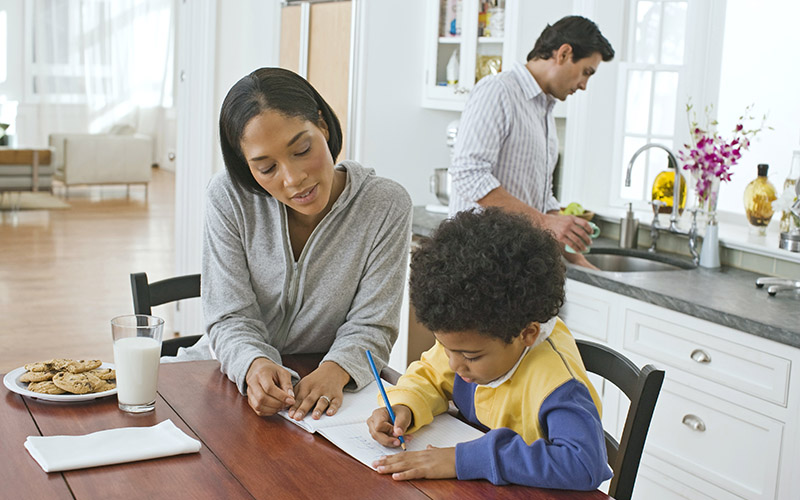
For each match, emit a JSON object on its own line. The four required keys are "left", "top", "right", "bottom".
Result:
{"left": 412, "top": 206, "right": 800, "bottom": 350}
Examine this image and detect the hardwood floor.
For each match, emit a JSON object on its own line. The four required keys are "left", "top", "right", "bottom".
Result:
{"left": 0, "top": 168, "right": 179, "bottom": 373}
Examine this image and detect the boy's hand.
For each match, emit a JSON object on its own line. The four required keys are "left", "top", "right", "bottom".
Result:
{"left": 372, "top": 446, "right": 456, "bottom": 480}
{"left": 367, "top": 405, "right": 412, "bottom": 448}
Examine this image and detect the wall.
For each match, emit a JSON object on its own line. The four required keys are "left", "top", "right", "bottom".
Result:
{"left": 354, "top": 0, "right": 456, "bottom": 206}
{"left": 212, "top": 0, "right": 281, "bottom": 176}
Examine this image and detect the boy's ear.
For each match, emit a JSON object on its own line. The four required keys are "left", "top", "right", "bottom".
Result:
{"left": 520, "top": 322, "right": 541, "bottom": 347}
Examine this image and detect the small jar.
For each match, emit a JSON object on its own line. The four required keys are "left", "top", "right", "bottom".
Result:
{"left": 743, "top": 163, "right": 777, "bottom": 235}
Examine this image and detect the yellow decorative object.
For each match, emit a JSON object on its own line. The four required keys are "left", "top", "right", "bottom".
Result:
{"left": 651, "top": 161, "right": 686, "bottom": 215}
{"left": 743, "top": 163, "right": 777, "bottom": 234}
{"left": 476, "top": 55, "right": 502, "bottom": 82}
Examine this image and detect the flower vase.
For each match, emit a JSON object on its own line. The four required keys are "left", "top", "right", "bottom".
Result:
{"left": 699, "top": 178, "right": 721, "bottom": 268}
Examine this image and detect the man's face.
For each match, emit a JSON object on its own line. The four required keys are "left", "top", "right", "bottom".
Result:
{"left": 547, "top": 50, "right": 603, "bottom": 101}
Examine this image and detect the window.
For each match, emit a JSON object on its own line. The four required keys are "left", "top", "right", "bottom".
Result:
{"left": 615, "top": 0, "right": 688, "bottom": 205}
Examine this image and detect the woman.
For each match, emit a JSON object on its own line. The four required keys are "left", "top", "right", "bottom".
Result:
{"left": 182, "top": 67, "right": 411, "bottom": 422}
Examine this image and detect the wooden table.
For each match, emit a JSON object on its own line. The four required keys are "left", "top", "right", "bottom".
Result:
{"left": 0, "top": 147, "right": 52, "bottom": 192}
{"left": 2, "top": 358, "right": 613, "bottom": 500}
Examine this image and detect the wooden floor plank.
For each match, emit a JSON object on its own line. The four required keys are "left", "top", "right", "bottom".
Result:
{"left": 0, "top": 169, "right": 178, "bottom": 373}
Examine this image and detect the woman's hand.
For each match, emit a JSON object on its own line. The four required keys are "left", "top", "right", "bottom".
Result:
{"left": 367, "top": 405, "right": 413, "bottom": 448}
{"left": 288, "top": 361, "right": 350, "bottom": 421}
{"left": 245, "top": 358, "right": 296, "bottom": 417}
{"left": 372, "top": 446, "right": 456, "bottom": 480}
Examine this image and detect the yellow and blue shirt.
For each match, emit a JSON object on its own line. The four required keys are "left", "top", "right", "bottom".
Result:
{"left": 385, "top": 318, "right": 612, "bottom": 489}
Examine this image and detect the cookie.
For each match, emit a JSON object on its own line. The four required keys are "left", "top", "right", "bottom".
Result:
{"left": 27, "top": 380, "right": 67, "bottom": 395}
{"left": 86, "top": 368, "right": 116, "bottom": 380}
{"left": 19, "top": 370, "right": 58, "bottom": 383}
{"left": 24, "top": 358, "right": 74, "bottom": 372}
{"left": 65, "top": 359, "right": 102, "bottom": 374}
{"left": 52, "top": 371, "right": 103, "bottom": 394}
{"left": 93, "top": 380, "right": 117, "bottom": 392}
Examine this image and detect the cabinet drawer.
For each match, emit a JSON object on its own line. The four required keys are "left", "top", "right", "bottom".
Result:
{"left": 644, "top": 381, "right": 782, "bottom": 500}
{"left": 561, "top": 281, "right": 610, "bottom": 342}
{"left": 623, "top": 307, "right": 791, "bottom": 406}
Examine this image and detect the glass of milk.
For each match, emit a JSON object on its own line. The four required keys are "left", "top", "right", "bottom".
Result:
{"left": 111, "top": 314, "right": 164, "bottom": 413}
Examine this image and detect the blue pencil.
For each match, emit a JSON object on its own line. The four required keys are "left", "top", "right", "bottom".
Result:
{"left": 365, "top": 350, "right": 406, "bottom": 450}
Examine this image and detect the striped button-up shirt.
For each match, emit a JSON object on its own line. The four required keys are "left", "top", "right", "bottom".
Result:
{"left": 449, "top": 62, "right": 559, "bottom": 217}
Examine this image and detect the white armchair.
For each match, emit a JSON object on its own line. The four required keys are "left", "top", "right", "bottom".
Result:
{"left": 48, "top": 133, "right": 154, "bottom": 197}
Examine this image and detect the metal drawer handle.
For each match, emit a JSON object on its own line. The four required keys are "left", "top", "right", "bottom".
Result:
{"left": 682, "top": 414, "right": 706, "bottom": 432}
{"left": 690, "top": 349, "right": 711, "bottom": 364}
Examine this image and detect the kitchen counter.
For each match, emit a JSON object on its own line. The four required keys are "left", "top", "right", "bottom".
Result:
{"left": 412, "top": 206, "right": 800, "bottom": 349}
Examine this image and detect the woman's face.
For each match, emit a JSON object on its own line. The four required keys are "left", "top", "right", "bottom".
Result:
{"left": 240, "top": 109, "right": 336, "bottom": 218}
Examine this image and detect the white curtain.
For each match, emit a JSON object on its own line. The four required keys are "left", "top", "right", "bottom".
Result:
{"left": 27, "top": 0, "right": 174, "bottom": 149}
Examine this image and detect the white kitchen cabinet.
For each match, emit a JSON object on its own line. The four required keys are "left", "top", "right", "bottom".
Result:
{"left": 422, "top": 0, "right": 518, "bottom": 111}
{"left": 561, "top": 278, "right": 800, "bottom": 500}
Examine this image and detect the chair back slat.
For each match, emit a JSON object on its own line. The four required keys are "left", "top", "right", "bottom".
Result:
{"left": 129, "top": 272, "right": 202, "bottom": 356}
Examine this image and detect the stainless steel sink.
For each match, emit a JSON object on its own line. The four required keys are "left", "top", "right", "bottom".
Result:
{"left": 585, "top": 248, "right": 696, "bottom": 272}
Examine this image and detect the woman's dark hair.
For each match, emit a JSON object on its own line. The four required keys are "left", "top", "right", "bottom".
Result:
{"left": 218, "top": 67, "right": 343, "bottom": 195}
{"left": 409, "top": 208, "right": 565, "bottom": 343}
{"left": 527, "top": 15, "right": 614, "bottom": 63}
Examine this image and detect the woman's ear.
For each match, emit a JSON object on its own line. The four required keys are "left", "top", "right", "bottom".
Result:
{"left": 520, "top": 322, "right": 541, "bottom": 347}
{"left": 317, "top": 111, "right": 330, "bottom": 141}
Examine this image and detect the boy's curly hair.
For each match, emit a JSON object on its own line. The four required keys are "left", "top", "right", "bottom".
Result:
{"left": 409, "top": 208, "right": 565, "bottom": 343}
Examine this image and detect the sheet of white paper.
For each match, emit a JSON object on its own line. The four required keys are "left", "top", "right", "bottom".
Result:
{"left": 277, "top": 380, "right": 486, "bottom": 469}
{"left": 320, "top": 415, "right": 486, "bottom": 469}
{"left": 278, "top": 380, "right": 384, "bottom": 432}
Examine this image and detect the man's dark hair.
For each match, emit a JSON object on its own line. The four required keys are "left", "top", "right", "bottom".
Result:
{"left": 218, "top": 67, "right": 343, "bottom": 195}
{"left": 409, "top": 208, "right": 565, "bottom": 343}
{"left": 527, "top": 15, "right": 614, "bottom": 62}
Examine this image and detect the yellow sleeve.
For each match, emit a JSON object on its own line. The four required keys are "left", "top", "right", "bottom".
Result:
{"left": 384, "top": 341, "right": 454, "bottom": 433}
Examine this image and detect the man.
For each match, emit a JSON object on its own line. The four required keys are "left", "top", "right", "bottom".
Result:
{"left": 449, "top": 15, "right": 614, "bottom": 268}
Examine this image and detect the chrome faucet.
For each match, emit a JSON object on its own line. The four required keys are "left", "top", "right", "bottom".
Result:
{"left": 626, "top": 143, "right": 699, "bottom": 264}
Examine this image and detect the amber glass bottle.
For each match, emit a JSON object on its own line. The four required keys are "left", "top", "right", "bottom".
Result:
{"left": 743, "top": 163, "right": 777, "bottom": 234}
{"left": 651, "top": 159, "right": 686, "bottom": 214}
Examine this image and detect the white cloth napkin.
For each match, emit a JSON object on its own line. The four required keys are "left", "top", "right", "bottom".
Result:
{"left": 25, "top": 419, "right": 201, "bottom": 472}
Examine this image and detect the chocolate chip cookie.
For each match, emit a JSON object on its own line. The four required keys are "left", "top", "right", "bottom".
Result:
{"left": 64, "top": 359, "right": 103, "bottom": 374}
{"left": 52, "top": 371, "right": 104, "bottom": 395}
{"left": 27, "top": 380, "right": 67, "bottom": 395}
{"left": 19, "top": 370, "right": 57, "bottom": 383}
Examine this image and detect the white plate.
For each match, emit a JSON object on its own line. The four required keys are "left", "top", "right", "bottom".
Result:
{"left": 3, "top": 362, "right": 117, "bottom": 402}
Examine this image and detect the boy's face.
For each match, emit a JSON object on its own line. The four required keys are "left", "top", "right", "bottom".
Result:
{"left": 434, "top": 326, "right": 539, "bottom": 386}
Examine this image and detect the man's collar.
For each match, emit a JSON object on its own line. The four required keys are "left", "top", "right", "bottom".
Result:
{"left": 512, "top": 62, "right": 556, "bottom": 108}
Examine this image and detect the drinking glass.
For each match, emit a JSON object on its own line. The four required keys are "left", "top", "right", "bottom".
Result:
{"left": 111, "top": 314, "right": 164, "bottom": 413}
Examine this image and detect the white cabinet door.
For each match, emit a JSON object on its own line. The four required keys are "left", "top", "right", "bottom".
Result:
{"left": 563, "top": 278, "right": 800, "bottom": 500}
{"left": 422, "top": 0, "right": 518, "bottom": 111}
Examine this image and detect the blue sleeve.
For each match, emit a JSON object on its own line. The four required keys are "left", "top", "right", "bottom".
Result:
{"left": 454, "top": 379, "right": 612, "bottom": 490}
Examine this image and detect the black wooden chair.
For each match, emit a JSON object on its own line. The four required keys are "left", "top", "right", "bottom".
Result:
{"left": 576, "top": 339, "right": 665, "bottom": 500}
{"left": 130, "top": 272, "right": 202, "bottom": 356}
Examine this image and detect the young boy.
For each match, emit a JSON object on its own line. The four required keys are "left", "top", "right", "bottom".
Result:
{"left": 367, "top": 208, "right": 611, "bottom": 490}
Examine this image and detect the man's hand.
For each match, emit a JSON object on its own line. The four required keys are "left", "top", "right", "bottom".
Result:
{"left": 245, "top": 358, "right": 296, "bottom": 417}
{"left": 372, "top": 446, "right": 456, "bottom": 480}
{"left": 287, "top": 361, "right": 350, "bottom": 421}
{"left": 543, "top": 213, "right": 594, "bottom": 253}
{"left": 367, "top": 405, "right": 413, "bottom": 448}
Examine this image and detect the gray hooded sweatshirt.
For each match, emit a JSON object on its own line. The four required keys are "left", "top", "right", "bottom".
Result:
{"left": 196, "top": 161, "right": 412, "bottom": 395}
